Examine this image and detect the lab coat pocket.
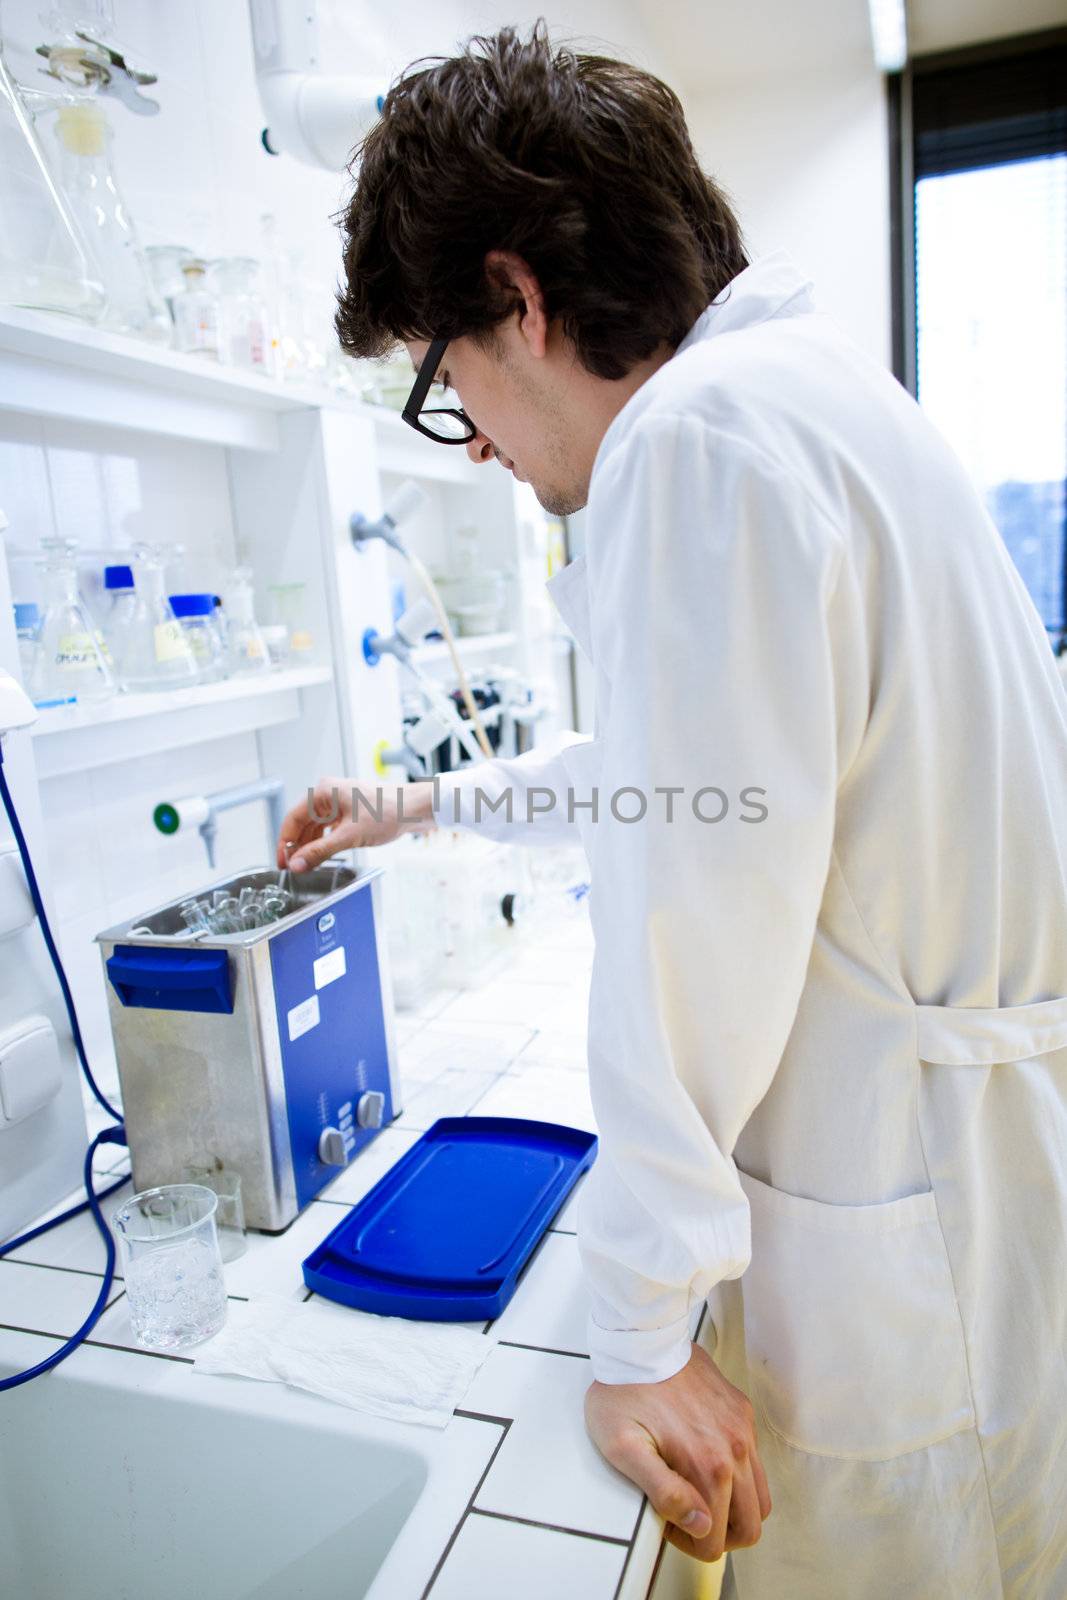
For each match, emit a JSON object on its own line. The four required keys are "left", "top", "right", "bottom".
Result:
{"left": 735, "top": 1167, "right": 976, "bottom": 1462}
{"left": 559, "top": 737, "right": 604, "bottom": 859}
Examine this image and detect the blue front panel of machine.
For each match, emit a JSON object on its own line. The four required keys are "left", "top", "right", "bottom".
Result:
{"left": 269, "top": 884, "right": 393, "bottom": 1211}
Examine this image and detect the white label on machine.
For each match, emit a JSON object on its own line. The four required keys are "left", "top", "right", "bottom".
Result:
{"left": 287, "top": 994, "right": 320, "bottom": 1041}
{"left": 314, "top": 946, "right": 347, "bottom": 991}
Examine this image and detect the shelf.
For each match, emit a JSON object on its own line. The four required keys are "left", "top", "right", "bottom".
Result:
{"left": 0, "top": 305, "right": 380, "bottom": 452}
{"left": 29, "top": 665, "right": 333, "bottom": 778}
{"left": 0, "top": 306, "right": 487, "bottom": 480}
{"left": 408, "top": 631, "right": 518, "bottom": 666}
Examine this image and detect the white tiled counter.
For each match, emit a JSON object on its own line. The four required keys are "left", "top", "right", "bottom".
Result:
{"left": 0, "top": 912, "right": 722, "bottom": 1600}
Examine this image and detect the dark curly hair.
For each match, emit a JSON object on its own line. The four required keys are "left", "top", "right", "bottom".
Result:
{"left": 335, "top": 22, "right": 748, "bottom": 381}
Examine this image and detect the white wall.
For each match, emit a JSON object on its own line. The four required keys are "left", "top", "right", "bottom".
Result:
{"left": 686, "top": 67, "right": 892, "bottom": 366}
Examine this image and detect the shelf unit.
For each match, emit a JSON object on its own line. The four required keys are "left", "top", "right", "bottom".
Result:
{"left": 408, "top": 630, "right": 518, "bottom": 667}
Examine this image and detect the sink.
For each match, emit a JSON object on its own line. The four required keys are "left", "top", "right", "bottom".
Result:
{"left": 0, "top": 1333, "right": 437, "bottom": 1600}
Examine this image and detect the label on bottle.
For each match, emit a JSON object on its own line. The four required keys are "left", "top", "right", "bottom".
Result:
{"left": 55, "top": 632, "right": 100, "bottom": 673}
{"left": 154, "top": 620, "right": 190, "bottom": 663}
{"left": 290, "top": 630, "right": 314, "bottom": 654}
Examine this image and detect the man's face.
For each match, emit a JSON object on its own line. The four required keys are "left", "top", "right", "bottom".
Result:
{"left": 404, "top": 331, "right": 591, "bottom": 517}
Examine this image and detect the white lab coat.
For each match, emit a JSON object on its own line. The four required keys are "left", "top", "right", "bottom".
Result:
{"left": 434, "top": 252, "right": 1067, "bottom": 1597}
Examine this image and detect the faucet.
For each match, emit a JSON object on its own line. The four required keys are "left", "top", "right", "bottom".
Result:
{"left": 152, "top": 779, "right": 285, "bottom": 869}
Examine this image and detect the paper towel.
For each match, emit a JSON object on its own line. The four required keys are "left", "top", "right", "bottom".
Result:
{"left": 193, "top": 1293, "right": 494, "bottom": 1428}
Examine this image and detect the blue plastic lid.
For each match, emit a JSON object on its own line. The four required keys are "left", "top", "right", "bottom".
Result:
{"left": 303, "top": 1116, "right": 597, "bottom": 1320}
{"left": 104, "top": 564, "right": 135, "bottom": 590}
{"left": 169, "top": 593, "right": 216, "bottom": 618}
{"left": 13, "top": 602, "right": 40, "bottom": 630}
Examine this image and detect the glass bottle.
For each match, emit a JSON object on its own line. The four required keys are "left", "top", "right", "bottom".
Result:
{"left": 14, "top": 602, "right": 42, "bottom": 686}
{"left": 222, "top": 568, "right": 269, "bottom": 677}
{"left": 32, "top": 540, "right": 115, "bottom": 706}
{"left": 168, "top": 593, "right": 228, "bottom": 683}
{"left": 267, "top": 581, "right": 316, "bottom": 664}
{"left": 0, "top": 44, "right": 104, "bottom": 319}
{"left": 111, "top": 550, "right": 199, "bottom": 692}
{"left": 101, "top": 560, "right": 138, "bottom": 666}
{"left": 46, "top": 100, "right": 168, "bottom": 340}
{"left": 172, "top": 257, "right": 220, "bottom": 359}
{"left": 211, "top": 257, "right": 273, "bottom": 375}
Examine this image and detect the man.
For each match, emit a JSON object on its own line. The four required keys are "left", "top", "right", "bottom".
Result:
{"left": 278, "top": 24, "right": 1067, "bottom": 1597}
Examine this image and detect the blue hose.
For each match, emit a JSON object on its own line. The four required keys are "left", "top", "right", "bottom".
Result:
{"left": 0, "top": 743, "right": 128, "bottom": 1390}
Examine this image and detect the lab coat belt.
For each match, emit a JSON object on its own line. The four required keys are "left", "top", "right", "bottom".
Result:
{"left": 915, "top": 993, "right": 1067, "bottom": 1066}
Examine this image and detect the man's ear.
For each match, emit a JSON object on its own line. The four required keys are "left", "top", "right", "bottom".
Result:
{"left": 484, "top": 250, "right": 548, "bottom": 358}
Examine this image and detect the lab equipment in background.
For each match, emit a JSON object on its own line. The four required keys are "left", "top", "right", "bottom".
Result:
{"left": 143, "top": 242, "right": 192, "bottom": 328}
{"left": 261, "top": 624, "right": 289, "bottom": 667}
{"left": 303, "top": 1117, "right": 597, "bottom": 1319}
{"left": 211, "top": 255, "right": 273, "bottom": 374}
{"left": 267, "top": 580, "right": 315, "bottom": 663}
{"left": 96, "top": 864, "right": 400, "bottom": 1231}
{"left": 249, "top": 0, "right": 383, "bottom": 171}
{"left": 168, "top": 593, "right": 227, "bottom": 682}
{"left": 112, "top": 1183, "right": 227, "bottom": 1350}
{"left": 0, "top": 40, "right": 104, "bottom": 318}
{"left": 172, "top": 256, "right": 220, "bottom": 359}
{"left": 46, "top": 99, "right": 168, "bottom": 340}
{"left": 109, "top": 548, "right": 198, "bottom": 692}
{"left": 100, "top": 559, "right": 136, "bottom": 662}
{"left": 13, "top": 602, "right": 41, "bottom": 686}
{"left": 179, "top": 1163, "right": 246, "bottom": 1262}
{"left": 221, "top": 567, "right": 270, "bottom": 676}
{"left": 31, "top": 538, "right": 115, "bottom": 706}
{"left": 152, "top": 776, "right": 284, "bottom": 870}
{"left": 436, "top": 568, "right": 507, "bottom": 637}
{"left": 35, "top": 0, "right": 160, "bottom": 117}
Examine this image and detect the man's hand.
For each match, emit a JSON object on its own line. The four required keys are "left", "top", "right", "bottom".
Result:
{"left": 585, "top": 1343, "right": 772, "bottom": 1562}
{"left": 277, "top": 777, "right": 437, "bottom": 872}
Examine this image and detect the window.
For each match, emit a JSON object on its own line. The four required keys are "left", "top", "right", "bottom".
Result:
{"left": 890, "top": 32, "right": 1067, "bottom": 651}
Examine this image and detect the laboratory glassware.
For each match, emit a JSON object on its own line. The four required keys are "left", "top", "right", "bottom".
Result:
{"left": 0, "top": 43, "right": 104, "bottom": 318}
{"left": 211, "top": 256, "right": 273, "bottom": 374}
{"left": 13, "top": 602, "right": 41, "bottom": 686}
{"left": 180, "top": 1166, "right": 247, "bottom": 1264}
{"left": 172, "top": 257, "right": 220, "bottom": 359}
{"left": 223, "top": 569, "right": 269, "bottom": 677}
{"left": 144, "top": 243, "right": 193, "bottom": 329}
{"left": 46, "top": 99, "right": 168, "bottom": 340}
{"left": 169, "top": 593, "right": 227, "bottom": 682}
{"left": 261, "top": 624, "right": 289, "bottom": 667}
{"left": 267, "top": 581, "right": 316, "bottom": 663}
{"left": 31, "top": 541, "right": 115, "bottom": 706}
{"left": 101, "top": 560, "right": 136, "bottom": 664}
{"left": 112, "top": 1184, "right": 227, "bottom": 1350}
{"left": 111, "top": 551, "right": 199, "bottom": 692}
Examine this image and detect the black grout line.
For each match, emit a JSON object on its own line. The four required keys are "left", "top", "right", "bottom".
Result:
{"left": 496, "top": 1339, "right": 590, "bottom": 1361}
{"left": 467, "top": 1506, "right": 630, "bottom": 1548}
{"left": 1, "top": 1256, "right": 121, "bottom": 1282}
{"left": 420, "top": 1418, "right": 511, "bottom": 1598}
{"left": 612, "top": 1494, "right": 655, "bottom": 1600}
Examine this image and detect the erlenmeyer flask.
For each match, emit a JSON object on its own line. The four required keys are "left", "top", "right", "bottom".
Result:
{"left": 32, "top": 540, "right": 115, "bottom": 706}
{"left": 45, "top": 99, "right": 168, "bottom": 340}
{"left": 0, "top": 44, "right": 104, "bottom": 318}
{"left": 112, "top": 549, "right": 200, "bottom": 692}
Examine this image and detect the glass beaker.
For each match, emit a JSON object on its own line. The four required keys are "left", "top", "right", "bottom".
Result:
{"left": 46, "top": 99, "right": 169, "bottom": 340}
{"left": 31, "top": 539, "right": 115, "bottom": 706}
{"left": 0, "top": 44, "right": 104, "bottom": 318}
{"left": 144, "top": 243, "right": 193, "bottom": 329}
{"left": 113, "top": 1184, "right": 227, "bottom": 1350}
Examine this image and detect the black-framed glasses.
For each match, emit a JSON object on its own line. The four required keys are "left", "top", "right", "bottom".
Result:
{"left": 402, "top": 336, "right": 478, "bottom": 444}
